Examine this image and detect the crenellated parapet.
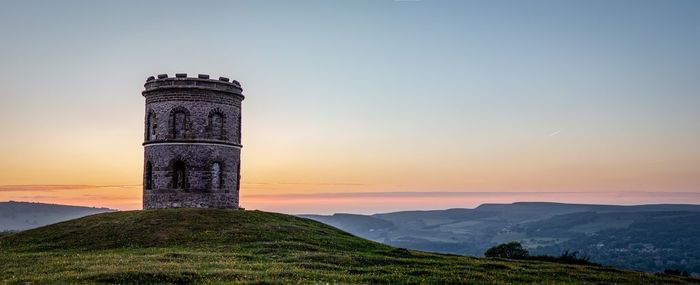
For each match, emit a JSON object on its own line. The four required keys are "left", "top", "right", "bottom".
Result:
{"left": 143, "top": 73, "right": 243, "bottom": 98}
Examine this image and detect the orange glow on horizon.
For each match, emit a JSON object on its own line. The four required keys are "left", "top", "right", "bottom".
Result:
{"left": 1, "top": 184, "right": 699, "bottom": 214}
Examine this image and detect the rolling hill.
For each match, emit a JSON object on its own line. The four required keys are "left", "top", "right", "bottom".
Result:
{"left": 0, "top": 209, "right": 697, "bottom": 284}
{"left": 303, "top": 202, "right": 700, "bottom": 275}
{"left": 0, "top": 201, "right": 114, "bottom": 231}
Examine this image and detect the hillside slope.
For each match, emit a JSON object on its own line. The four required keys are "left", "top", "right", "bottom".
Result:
{"left": 0, "top": 209, "right": 696, "bottom": 284}
{"left": 0, "top": 201, "right": 114, "bottom": 231}
{"left": 303, "top": 202, "right": 700, "bottom": 274}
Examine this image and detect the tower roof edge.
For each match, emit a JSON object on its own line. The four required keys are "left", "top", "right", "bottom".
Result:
{"left": 143, "top": 74, "right": 243, "bottom": 96}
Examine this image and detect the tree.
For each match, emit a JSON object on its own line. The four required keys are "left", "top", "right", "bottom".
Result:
{"left": 663, "top": 269, "right": 689, "bottom": 277}
{"left": 485, "top": 241, "right": 530, "bottom": 259}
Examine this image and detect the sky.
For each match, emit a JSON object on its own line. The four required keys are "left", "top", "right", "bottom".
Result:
{"left": 0, "top": 0, "right": 699, "bottom": 214}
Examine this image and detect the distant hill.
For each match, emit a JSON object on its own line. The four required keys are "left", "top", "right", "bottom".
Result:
{"left": 0, "top": 201, "right": 114, "bottom": 231}
{"left": 0, "top": 209, "right": 694, "bottom": 284}
{"left": 303, "top": 202, "right": 700, "bottom": 275}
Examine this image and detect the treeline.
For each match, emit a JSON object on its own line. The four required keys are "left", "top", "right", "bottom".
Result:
{"left": 485, "top": 241, "right": 598, "bottom": 266}
{"left": 486, "top": 241, "right": 698, "bottom": 278}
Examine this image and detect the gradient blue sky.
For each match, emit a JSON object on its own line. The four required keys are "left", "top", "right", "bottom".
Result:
{"left": 0, "top": 0, "right": 699, "bottom": 212}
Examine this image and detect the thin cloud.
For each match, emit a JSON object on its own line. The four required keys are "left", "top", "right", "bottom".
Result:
{"left": 11, "top": 195, "right": 59, "bottom": 200}
{"left": 243, "top": 182, "right": 365, "bottom": 186}
{"left": 243, "top": 191, "right": 560, "bottom": 199}
{"left": 0, "top": 185, "right": 140, "bottom": 192}
{"left": 242, "top": 191, "right": 700, "bottom": 201}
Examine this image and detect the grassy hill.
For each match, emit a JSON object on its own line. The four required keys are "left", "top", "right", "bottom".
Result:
{"left": 0, "top": 209, "right": 697, "bottom": 284}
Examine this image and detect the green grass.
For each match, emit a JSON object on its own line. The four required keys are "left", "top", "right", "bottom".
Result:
{"left": 0, "top": 209, "right": 697, "bottom": 284}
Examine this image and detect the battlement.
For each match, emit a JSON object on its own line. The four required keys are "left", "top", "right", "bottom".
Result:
{"left": 143, "top": 73, "right": 243, "bottom": 96}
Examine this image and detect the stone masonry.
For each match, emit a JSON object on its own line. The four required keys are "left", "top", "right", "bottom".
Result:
{"left": 142, "top": 73, "right": 243, "bottom": 209}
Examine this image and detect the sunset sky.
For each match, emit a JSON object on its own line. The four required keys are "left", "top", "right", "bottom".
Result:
{"left": 0, "top": 0, "right": 699, "bottom": 213}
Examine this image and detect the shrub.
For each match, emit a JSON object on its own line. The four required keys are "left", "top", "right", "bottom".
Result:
{"left": 529, "top": 250, "right": 599, "bottom": 266}
{"left": 485, "top": 243, "right": 600, "bottom": 266}
{"left": 663, "top": 269, "right": 690, "bottom": 277}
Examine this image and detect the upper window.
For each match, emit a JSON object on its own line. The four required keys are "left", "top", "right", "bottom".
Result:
{"left": 146, "top": 112, "right": 155, "bottom": 140}
{"left": 172, "top": 111, "right": 187, "bottom": 139}
{"left": 237, "top": 113, "right": 242, "bottom": 142}
{"left": 210, "top": 112, "right": 224, "bottom": 140}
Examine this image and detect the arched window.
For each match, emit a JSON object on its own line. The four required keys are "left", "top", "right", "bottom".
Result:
{"left": 173, "top": 160, "right": 186, "bottom": 190}
{"left": 146, "top": 112, "right": 156, "bottom": 140}
{"left": 237, "top": 112, "right": 242, "bottom": 142}
{"left": 145, "top": 162, "right": 153, "bottom": 190}
{"left": 210, "top": 113, "right": 224, "bottom": 140}
{"left": 172, "top": 111, "right": 187, "bottom": 139}
{"left": 211, "top": 162, "right": 222, "bottom": 189}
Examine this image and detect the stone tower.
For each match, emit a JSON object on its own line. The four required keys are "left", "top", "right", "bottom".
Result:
{"left": 142, "top": 73, "right": 243, "bottom": 209}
